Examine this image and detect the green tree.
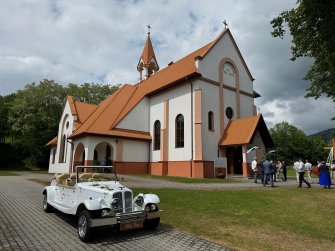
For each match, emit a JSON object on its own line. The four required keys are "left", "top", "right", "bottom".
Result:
{"left": 7, "top": 79, "right": 119, "bottom": 168}
{"left": 306, "top": 136, "right": 327, "bottom": 164}
{"left": 0, "top": 95, "right": 14, "bottom": 143}
{"left": 271, "top": 0, "right": 335, "bottom": 101}
{"left": 66, "top": 83, "right": 120, "bottom": 105}
{"left": 270, "top": 121, "right": 328, "bottom": 164}
{"left": 8, "top": 80, "right": 66, "bottom": 167}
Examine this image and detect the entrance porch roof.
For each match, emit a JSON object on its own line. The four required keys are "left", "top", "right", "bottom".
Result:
{"left": 218, "top": 114, "right": 274, "bottom": 148}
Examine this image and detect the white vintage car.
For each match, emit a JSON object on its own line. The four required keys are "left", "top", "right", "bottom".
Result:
{"left": 42, "top": 166, "right": 161, "bottom": 242}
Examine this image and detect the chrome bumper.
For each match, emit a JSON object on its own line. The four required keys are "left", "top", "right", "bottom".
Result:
{"left": 90, "top": 210, "right": 163, "bottom": 227}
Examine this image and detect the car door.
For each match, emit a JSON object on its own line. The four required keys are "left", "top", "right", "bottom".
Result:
{"left": 63, "top": 186, "right": 76, "bottom": 206}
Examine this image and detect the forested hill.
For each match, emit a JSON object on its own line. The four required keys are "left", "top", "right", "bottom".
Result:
{"left": 309, "top": 128, "right": 335, "bottom": 143}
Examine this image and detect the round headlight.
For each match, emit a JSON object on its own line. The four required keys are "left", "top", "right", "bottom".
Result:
{"left": 135, "top": 196, "right": 144, "bottom": 206}
{"left": 101, "top": 209, "right": 109, "bottom": 218}
{"left": 111, "top": 198, "right": 120, "bottom": 209}
{"left": 150, "top": 204, "right": 157, "bottom": 211}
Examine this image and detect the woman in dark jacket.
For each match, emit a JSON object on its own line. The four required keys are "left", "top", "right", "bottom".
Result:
{"left": 318, "top": 161, "right": 331, "bottom": 189}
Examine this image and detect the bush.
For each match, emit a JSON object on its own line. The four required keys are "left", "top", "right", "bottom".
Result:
{"left": 0, "top": 143, "right": 26, "bottom": 168}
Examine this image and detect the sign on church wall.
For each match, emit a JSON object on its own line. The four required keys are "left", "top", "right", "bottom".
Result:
{"left": 223, "top": 63, "right": 236, "bottom": 88}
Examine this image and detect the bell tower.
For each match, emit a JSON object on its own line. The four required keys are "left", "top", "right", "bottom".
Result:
{"left": 137, "top": 25, "right": 159, "bottom": 82}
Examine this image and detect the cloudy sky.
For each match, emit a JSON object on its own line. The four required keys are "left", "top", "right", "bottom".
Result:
{"left": 0, "top": 0, "right": 334, "bottom": 135}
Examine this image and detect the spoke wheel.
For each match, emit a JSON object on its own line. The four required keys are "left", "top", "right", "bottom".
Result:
{"left": 43, "top": 193, "right": 53, "bottom": 213}
{"left": 78, "top": 210, "right": 91, "bottom": 242}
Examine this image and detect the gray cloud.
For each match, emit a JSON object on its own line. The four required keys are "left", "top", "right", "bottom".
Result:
{"left": 0, "top": 0, "right": 333, "bottom": 134}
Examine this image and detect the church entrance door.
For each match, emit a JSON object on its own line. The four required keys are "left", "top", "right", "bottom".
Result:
{"left": 226, "top": 146, "right": 243, "bottom": 175}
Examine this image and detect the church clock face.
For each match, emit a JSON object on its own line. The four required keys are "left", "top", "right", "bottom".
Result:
{"left": 223, "top": 63, "right": 235, "bottom": 87}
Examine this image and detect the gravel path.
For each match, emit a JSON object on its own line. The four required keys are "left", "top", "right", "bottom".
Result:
{"left": 16, "top": 171, "right": 320, "bottom": 190}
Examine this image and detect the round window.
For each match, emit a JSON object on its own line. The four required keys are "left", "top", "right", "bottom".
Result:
{"left": 225, "top": 107, "right": 234, "bottom": 119}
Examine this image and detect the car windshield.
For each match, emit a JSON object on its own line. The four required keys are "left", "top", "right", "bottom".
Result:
{"left": 76, "top": 166, "right": 118, "bottom": 183}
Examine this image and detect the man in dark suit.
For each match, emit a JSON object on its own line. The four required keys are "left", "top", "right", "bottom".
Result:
{"left": 262, "top": 158, "right": 274, "bottom": 187}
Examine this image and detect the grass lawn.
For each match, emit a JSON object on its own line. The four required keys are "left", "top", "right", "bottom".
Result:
{"left": 26, "top": 168, "right": 331, "bottom": 250}
{"left": 0, "top": 171, "right": 20, "bottom": 176}
{"left": 133, "top": 187, "right": 335, "bottom": 251}
{"left": 0, "top": 168, "right": 49, "bottom": 176}
{"left": 129, "top": 174, "right": 237, "bottom": 184}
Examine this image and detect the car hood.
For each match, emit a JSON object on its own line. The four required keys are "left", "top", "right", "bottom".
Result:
{"left": 77, "top": 181, "right": 131, "bottom": 193}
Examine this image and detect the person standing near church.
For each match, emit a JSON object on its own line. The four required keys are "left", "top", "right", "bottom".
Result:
{"left": 251, "top": 157, "right": 258, "bottom": 183}
{"left": 305, "top": 159, "right": 313, "bottom": 184}
{"left": 263, "top": 158, "right": 274, "bottom": 187}
{"left": 293, "top": 159, "right": 300, "bottom": 183}
{"left": 318, "top": 161, "right": 331, "bottom": 189}
{"left": 297, "top": 159, "right": 311, "bottom": 188}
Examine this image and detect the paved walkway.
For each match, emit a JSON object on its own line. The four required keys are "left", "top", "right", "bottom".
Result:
{"left": 17, "top": 171, "right": 320, "bottom": 190}
{"left": 0, "top": 174, "right": 230, "bottom": 251}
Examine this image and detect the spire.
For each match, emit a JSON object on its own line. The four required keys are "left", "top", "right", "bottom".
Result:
{"left": 137, "top": 25, "right": 159, "bottom": 82}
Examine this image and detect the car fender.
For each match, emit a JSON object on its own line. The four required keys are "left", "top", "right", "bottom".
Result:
{"left": 83, "top": 199, "right": 107, "bottom": 211}
{"left": 42, "top": 186, "right": 55, "bottom": 202}
{"left": 143, "top": 194, "right": 160, "bottom": 205}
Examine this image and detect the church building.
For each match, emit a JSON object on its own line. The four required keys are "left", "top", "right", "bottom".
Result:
{"left": 47, "top": 27, "right": 274, "bottom": 178}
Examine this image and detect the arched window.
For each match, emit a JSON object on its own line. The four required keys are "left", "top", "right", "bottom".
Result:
{"left": 208, "top": 111, "right": 214, "bottom": 131}
{"left": 52, "top": 148, "right": 56, "bottom": 164}
{"left": 59, "top": 134, "right": 67, "bottom": 163}
{"left": 175, "top": 114, "right": 184, "bottom": 148}
{"left": 153, "top": 120, "right": 161, "bottom": 150}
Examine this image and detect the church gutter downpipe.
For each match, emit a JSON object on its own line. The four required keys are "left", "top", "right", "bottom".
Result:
{"left": 189, "top": 77, "right": 194, "bottom": 178}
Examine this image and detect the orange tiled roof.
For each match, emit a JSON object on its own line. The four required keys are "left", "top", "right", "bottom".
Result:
{"left": 69, "top": 31, "right": 219, "bottom": 139}
{"left": 46, "top": 136, "right": 57, "bottom": 146}
{"left": 109, "top": 128, "right": 151, "bottom": 140}
{"left": 73, "top": 101, "right": 98, "bottom": 129}
{"left": 218, "top": 114, "right": 274, "bottom": 148}
{"left": 70, "top": 84, "right": 137, "bottom": 138}
{"left": 69, "top": 28, "right": 254, "bottom": 141}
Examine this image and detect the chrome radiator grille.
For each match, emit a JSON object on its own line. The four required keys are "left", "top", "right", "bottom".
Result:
{"left": 124, "top": 191, "right": 132, "bottom": 212}
{"left": 113, "top": 191, "right": 133, "bottom": 213}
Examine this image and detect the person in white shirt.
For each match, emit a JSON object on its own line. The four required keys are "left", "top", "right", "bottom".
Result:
{"left": 293, "top": 160, "right": 300, "bottom": 183}
{"left": 297, "top": 159, "right": 311, "bottom": 188}
{"left": 305, "top": 159, "right": 313, "bottom": 184}
{"left": 251, "top": 157, "right": 258, "bottom": 183}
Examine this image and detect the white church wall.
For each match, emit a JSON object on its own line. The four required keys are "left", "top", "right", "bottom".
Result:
{"left": 197, "top": 32, "right": 253, "bottom": 94}
{"left": 84, "top": 136, "right": 118, "bottom": 161}
{"left": 240, "top": 95, "right": 254, "bottom": 118}
{"left": 49, "top": 101, "right": 75, "bottom": 173}
{"left": 80, "top": 135, "right": 149, "bottom": 163}
{"left": 149, "top": 99, "right": 164, "bottom": 162}
{"left": 150, "top": 83, "right": 192, "bottom": 161}
{"left": 116, "top": 98, "right": 150, "bottom": 132}
{"left": 168, "top": 84, "right": 192, "bottom": 161}
{"left": 193, "top": 80, "right": 221, "bottom": 161}
{"left": 122, "top": 139, "right": 149, "bottom": 162}
{"left": 223, "top": 89, "right": 237, "bottom": 127}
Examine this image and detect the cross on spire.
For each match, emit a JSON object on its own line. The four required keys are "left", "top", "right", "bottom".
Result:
{"left": 223, "top": 20, "right": 228, "bottom": 29}
{"left": 147, "top": 24, "right": 151, "bottom": 34}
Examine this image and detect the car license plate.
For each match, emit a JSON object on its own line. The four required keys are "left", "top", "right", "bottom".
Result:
{"left": 120, "top": 220, "right": 143, "bottom": 231}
